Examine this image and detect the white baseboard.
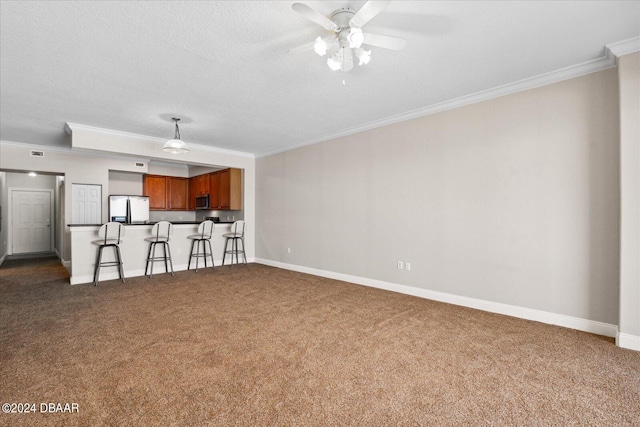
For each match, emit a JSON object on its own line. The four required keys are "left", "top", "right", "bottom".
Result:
{"left": 617, "top": 332, "right": 640, "bottom": 351}
{"left": 255, "top": 258, "right": 618, "bottom": 339}
{"left": 56, "top": 249, "right": 72, "bottom": 271}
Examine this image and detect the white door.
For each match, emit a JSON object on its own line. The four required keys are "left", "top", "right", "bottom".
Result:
{"left": 12, "top": 190, "right": 52, "bottom": 254}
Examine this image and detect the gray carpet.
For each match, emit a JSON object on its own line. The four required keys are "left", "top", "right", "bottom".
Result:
{"left": 1, "top": 257, "right": 639, "bottom": 426}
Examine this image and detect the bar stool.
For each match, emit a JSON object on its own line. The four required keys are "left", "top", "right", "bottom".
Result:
{"left": 223, "top": 220, "right": 246, "bottom": 266}
{"left": 92, "top": 222, "right": 125, "bottom": 286}
{"left": 144, "top": 221, "right": 174, "bottom": 278}
{"left": 188, "top": 220, "right": 215, "bottom": 272}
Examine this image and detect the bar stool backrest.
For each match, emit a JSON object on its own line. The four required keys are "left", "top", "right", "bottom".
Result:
{"left": 230, "top": 220, "right": 245, "bottom": 237}
{"left": 198, "top": 220, "right": 215, "bottom": 239}
{"left": 151, "top": 221, "right": 173, "bottom": 241}
{"left": 98, "top": 222, "right": 125, "bottom": 245}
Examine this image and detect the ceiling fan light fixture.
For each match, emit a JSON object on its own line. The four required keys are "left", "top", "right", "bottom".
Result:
{"left": 347, "top": 27, "right": 364, "bottom": 48}
{"left": 163, "top": 117, "right": 190, "bottom": 154}
{"left": 355, "top": 47, "right": 371, "bottom": 65}
{"left": 327, "top": 51, "right": 343, "bottom": 71}
{"left": 314, "top": 36, "right": 328, "bottom": 56}
{"left": 291, "top": 1, "right": 405, "bottom": 73}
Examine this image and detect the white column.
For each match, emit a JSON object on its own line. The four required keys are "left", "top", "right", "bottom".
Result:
{"left": 617, "top": 51, "right": 640, "bottom": 351}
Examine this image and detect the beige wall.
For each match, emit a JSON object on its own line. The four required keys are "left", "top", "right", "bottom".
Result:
{"left": 256, "top": 68, "right": 620, "bottom": 325}
{"left": 108, "top": 171, "right": 144, "bottom": 196}
{"left": 618, "top": 52, "right": 640, "bottom": 348}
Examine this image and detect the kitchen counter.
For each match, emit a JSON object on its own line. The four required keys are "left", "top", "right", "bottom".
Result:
{"left": 69, "top": 222, "right": 235, "bottom": 284}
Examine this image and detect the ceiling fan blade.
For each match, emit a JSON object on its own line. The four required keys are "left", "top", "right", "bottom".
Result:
{"left": 349, "top": 0, "right": 391, "bottom": 28}
{"left": 292, "top": 3, "right": 337, "bottom": 31}
{"left": 288, "top": 39, "right": 315, "bottom": 53}
{"left": 363, "top": 32, "right": 406, "bottom": 50}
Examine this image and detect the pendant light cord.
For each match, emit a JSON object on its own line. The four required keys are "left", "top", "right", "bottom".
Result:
{"left": 173, "top": 118, "right": 181, "bottom": 140}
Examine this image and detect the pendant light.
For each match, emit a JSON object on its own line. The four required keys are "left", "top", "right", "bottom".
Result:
{"left": 163, "top": 117, "right": 190, "bottom": 154}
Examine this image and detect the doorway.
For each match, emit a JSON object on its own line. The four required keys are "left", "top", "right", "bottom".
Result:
{"left": 10, "top": 189, "right": 53, "bottom": 254}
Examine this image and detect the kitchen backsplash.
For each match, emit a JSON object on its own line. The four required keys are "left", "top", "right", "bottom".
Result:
{"left": 149, "top": 210, "right": 197, "bottom": 222}
{"left": 196, "top": 210, "right": 244, "bottom": 222}
{"left": 148, "top": 210, "right": 243, "bottom": 223}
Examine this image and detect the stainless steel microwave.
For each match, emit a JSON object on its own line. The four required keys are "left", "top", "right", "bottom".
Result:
{"left": 195, "top": 195, "right": 209, "bottom": 210}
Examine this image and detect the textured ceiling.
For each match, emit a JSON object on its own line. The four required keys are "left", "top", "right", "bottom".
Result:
{"left": 1, "top": 1, "right": 639, "bottom": 157}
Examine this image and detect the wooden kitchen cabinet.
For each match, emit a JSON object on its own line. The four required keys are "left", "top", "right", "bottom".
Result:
{"left": 209, "top": 171, "right": 220, "bottom": 209}
{"left": 167, "top": 177, "right": 188, "bottom": 210}
{"left": 193, "top": 174, "right": 209, "bottom": 196}
{"left": 218, "top": 169, "right": 231, "bottom": 209}
{"left": 212, "top": 168, "right": 242, "bottom": 210}
{"left": 144, "top": 174, "right": 189, "bottom": 211}
{"left": 188, "top": 174, "right": 210, "bottom": 210}
{"left": 143, "top": 175, "right": 167, "bottom": 210}
{"left": 189, "top": 168, "right": 242, "bottom": 211}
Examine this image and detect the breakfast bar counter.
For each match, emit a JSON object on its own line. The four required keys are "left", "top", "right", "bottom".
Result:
{"left": 68, "top": 222, "right": 233, "bottom": 285}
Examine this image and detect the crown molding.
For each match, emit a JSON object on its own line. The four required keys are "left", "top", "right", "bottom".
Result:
{"left": 65, "top": 122, "right": 255, "bottom": 159}
{"left": 606, "top": 36, "right": 640, "bottom": 57}
{"left": 257, "top": 47, "right": 620, "bottom": 158}
{"left": 1, "top": 139, "right": 73, "bottom": 154}
{"left": 0, "top": 139, "right": 150, "bottom": 163}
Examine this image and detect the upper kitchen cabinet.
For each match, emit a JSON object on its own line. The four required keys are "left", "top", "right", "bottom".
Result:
{"left": 188, "top": 174, "right": 210, "bottom": 210}
{"left": 193, "top": 174, "right": 209, "bottom": 197}
{"left": 143, "top": 175, "right": 167, "bottom": 210}
{"left": 190, "top": 168, "right": 242, "bottom": 210}
{"left": 167, "top": 177, "right": 188, "bottom": 210}
{"left": 216, "top": 168, "right": 242, "bottom": 210}
{"left": 209, "top": 171, "right": 220, "bottom": 210}
{"left": 144, "top": 174, "right": 189, "bottom": 211}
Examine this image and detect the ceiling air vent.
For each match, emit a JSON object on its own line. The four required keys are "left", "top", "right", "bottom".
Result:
{"left": 30, "top": 150, "right": 45, "bottom": 157}
{"left": 135, "top": 162, "right": 145, "bottom": 168}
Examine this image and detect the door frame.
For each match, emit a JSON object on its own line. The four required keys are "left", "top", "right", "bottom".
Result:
{"left": 8, "top": 187, "right": 55, "bottom": 255}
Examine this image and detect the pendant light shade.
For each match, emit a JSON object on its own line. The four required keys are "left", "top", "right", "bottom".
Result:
{"left": 163, "top": 117, "right": 190, "bottom": 154}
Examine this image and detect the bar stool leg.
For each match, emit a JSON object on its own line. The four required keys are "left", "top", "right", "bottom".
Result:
{"left": 149, "top": 242, "right": 157, "bottom": 278}
{"left": 94, "top": 245, "right": 104, "bottom": 286}
{"left": 203, "top": 239, "right": 208, "bottom": 268}
{"left": 222, "top": 238, "right": 228, "bottom": 265}
{"left": 233, "top": 238, "right": 237, "bottom": 265}
{"left": 166, "top": 243, "right": 174, "bottom": 276}
{"left": 115, "top": 245, "right": 125, "bottom": 283}
{"left": 188, "top": 239, "right": 196, "bottom": 270}
{"left": 241, "top": 238, "right": 247, "bottom": 264}
{"left": 163, "top": 242, "right": 169, "bottom": 273}
{"left": 145, "top": 242, "right": 153, "bottom": 276}
{"left": 206, "top": 239, "right": 214, "bottom": 269}
{"left": 195, "top": 240, "right": 201, "bottom": 272}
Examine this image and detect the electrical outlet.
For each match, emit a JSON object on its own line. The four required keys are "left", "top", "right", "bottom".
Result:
{"left": 287, "top": 248, "right": 291, "bottom": 254}
{"left": 397, "top": 261, "right": 403, "bottom": 270}
{"left": 406, "top": 263, "right": 411, "bottom": 271}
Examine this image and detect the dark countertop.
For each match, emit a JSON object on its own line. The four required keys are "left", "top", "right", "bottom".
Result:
{"left": 68, "top": 221, "right": 235, "bottom": 227}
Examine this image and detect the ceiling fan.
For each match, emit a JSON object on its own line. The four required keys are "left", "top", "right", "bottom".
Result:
{"left": 290, "top": 0, "right": 406, "bottom": 72}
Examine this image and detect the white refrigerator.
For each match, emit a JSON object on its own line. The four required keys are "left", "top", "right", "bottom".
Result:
{"left": 108, "top": 195, "right": 150, "bottom": 224}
